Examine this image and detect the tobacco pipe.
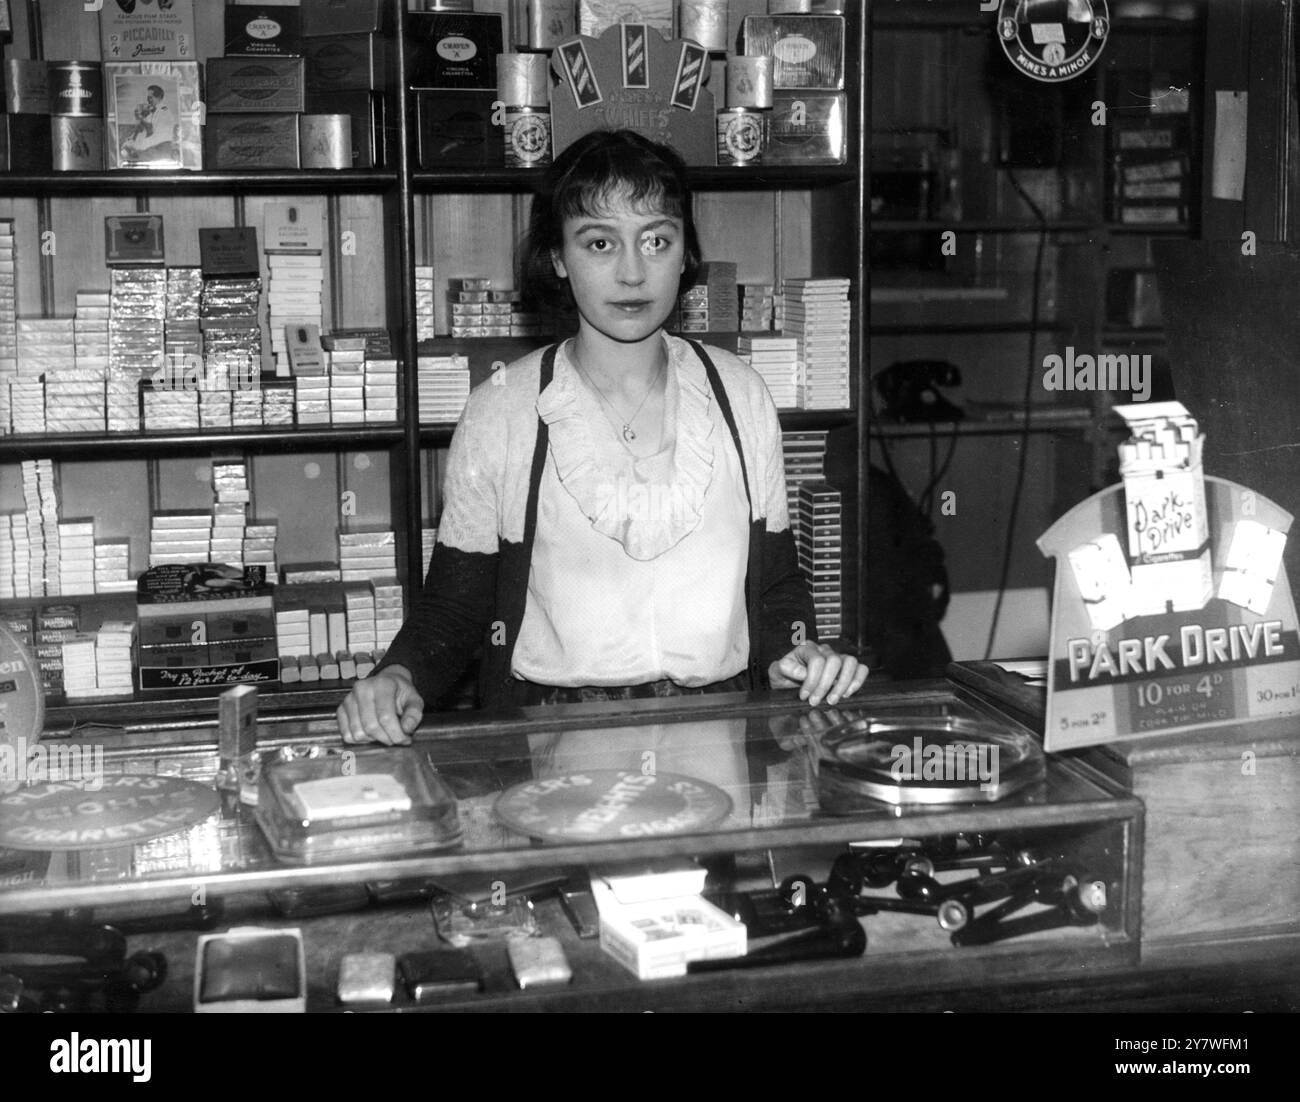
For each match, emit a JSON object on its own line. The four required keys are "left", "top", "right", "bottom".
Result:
{"left": 0, "top": 919, "right": 166, "bottom": 1012}
{"left": 852, "top": 893, "right": 971, "bottom": 932}
{"left": 687, "top": 895, "right": 866, "bottom": 973}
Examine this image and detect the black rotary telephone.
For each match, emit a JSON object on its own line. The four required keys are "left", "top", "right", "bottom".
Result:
{"left": 875, "top": 360, "right": 964, "bottom": 422}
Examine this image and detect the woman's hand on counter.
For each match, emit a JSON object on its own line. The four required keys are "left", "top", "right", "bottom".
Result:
{"left": 768, "top": 643, "right": 868, "bottom": 708}
{"left": 337, "top": 665, "right": 425, "bottom": 746}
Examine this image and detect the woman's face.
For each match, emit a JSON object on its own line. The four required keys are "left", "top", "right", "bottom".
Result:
{"left": 551, "top": 188, "right": 686, "bottom": 345}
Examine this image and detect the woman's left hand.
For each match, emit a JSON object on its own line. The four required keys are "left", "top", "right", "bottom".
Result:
{"left": 768, "top": 643, "right": 869, "bottom": 707}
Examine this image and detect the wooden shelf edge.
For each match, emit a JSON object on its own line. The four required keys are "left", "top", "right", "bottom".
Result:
{"left": 0, "top": 427, "right": 405, "bottom": 458}
{"left": 41, "top": 683, "right": 351, "bottom": 731}
{"left": 0, "top": 170, "right": 398, "bottom": 194}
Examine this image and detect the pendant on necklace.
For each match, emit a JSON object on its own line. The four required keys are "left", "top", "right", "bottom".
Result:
{"left": 622, "top": 424, "right": 636, "bottom": 442}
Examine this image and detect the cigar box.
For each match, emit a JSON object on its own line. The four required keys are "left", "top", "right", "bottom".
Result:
{"left": 206, "top": 57, "right": 307, "bottom": 114}
{"left": 407, "top": 12, "right": 504, "bottom": 89}
{"left": 204, "top": 114, "right": 302, "bottom": 170}
{"left": 763, "top": 91, "right": 846, "bottom": 165}
{"left": 199, "top": 227, "right": 261, "bottom": 277}
{"left": 302, "top": 32, "right": 387, "bottom": 93}
{"left": 301, "top": 0, "right": 385, "bottom": 36}
{"left": 742, "top": 14, "right": 845, "bottom": 90}
{"left": 224, "top": 4, "right": 303, "bottom": 58}
{"left": 415, "top": 89, "right": 503, "bottom": 169}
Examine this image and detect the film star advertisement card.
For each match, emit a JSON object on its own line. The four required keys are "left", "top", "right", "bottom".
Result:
{"left": 105, "top": 62, "right": 203, "bottom": 170}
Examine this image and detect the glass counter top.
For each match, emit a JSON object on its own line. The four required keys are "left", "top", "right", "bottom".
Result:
{"left": 0, "top": 685, "right": 1138, "bottom": 915}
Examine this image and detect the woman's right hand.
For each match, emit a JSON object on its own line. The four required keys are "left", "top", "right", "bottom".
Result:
{"left": 336, "top": 665, "right": 424, "bottom": 746}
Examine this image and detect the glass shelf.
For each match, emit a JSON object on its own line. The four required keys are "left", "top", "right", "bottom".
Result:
{"left": 0, "top": 686, "right": 1139, "bottom": 916}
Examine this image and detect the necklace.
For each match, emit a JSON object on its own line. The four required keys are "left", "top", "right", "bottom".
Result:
{"left": 571, "top": 341, "right": 666, "bottom": 443}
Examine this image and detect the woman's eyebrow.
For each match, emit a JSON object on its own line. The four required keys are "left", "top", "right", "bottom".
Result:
{"left": 636, "top": 218, "right": 680, "bottom": 232}
{"left": 570, "top": 216, "right": 681, "bottom": 235}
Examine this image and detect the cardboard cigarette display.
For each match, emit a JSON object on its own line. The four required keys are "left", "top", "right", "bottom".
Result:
{"left": 100, "top": 0, "right": 197, "bottom": 62}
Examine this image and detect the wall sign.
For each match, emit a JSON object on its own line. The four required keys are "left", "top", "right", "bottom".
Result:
{"left": 551, "top": 23, "right": 717, "bottom": 165}
{"left": 997, "top": 0, "right": 1110, "bottom": 84}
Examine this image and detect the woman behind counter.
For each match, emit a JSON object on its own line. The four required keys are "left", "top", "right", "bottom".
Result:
{"left": 338, "top": 129, "right": 867, "bottom": 745}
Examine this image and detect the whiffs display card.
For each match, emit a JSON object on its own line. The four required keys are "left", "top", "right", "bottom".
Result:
{"left": 551, "top": 23, "right": 716, "bottom": 165}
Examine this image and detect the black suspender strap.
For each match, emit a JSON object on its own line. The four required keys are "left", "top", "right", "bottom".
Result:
{"left": 687, "top": 338, "right": 753, "bottom": 512}
{"left": 522, "top": 344, "right": 558, "bottom": 549}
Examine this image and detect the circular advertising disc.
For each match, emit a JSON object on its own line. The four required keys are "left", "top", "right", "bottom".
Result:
{"left": 0, "top": 622, "right": 46, "bottom": 792}
{"left": 0, "top": 775, "right": 221, "bottom": 851}
{"left": 494, "top": 769, "right": 733, "bottom": 842}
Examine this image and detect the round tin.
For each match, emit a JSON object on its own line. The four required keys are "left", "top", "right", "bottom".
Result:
{"left": 504, "top": 107, "right": 552, "bottom": 168}
{"left": 51, "top": 115, "right": 104, "bottom": 171}
{"left": 726, "top": 55, "right": 773, "bottom": 108}
{"left": 769, "top": 0, "right": 812, "bottom": 13}
{"left": 716, "top": 107, "right": 766, "bottom": 166}
{"left": 48, "top": 61, "right": 103, "bottom": 118}
{"left": 679, "top": 0, "right": 729, "bottom": 51}
{"left": 497, "top": 52, "right": 549, "bottom": 107}
{"left": 299, "top": 114, "right": 353, "bottom": 169}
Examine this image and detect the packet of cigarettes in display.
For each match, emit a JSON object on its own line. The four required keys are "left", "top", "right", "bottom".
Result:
{"left": 1114, "top": 401, "right": 1212, "bottom": 616}
{"left": 1217, "top": 520, "right": 1288, "bottom": 616}
{"left": 1067, "top": 533, "right": 1133, "bottom": 632}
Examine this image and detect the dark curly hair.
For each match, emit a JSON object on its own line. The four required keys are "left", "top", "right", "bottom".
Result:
{"left": 517, "top": 129, "right": 702, "bottom": 332}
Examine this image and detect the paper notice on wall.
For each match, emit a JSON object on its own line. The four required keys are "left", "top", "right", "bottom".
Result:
{"left": 1212, "top": 90, "right": 1247, "bottom": 201}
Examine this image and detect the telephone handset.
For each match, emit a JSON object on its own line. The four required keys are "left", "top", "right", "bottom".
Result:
{"left": 875, "top": 360, "right": 964, "bottom": 422}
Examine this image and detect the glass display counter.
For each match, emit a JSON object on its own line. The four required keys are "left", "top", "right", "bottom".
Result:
{"left": 0, "top": 679, "right": 1145, "bottom": 1012}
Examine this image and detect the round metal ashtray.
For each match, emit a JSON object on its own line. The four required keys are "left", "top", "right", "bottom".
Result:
{"left": 817, "top": 715, "right": 1045, "bottom": 806}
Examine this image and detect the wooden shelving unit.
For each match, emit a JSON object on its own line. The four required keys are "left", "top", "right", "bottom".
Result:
{"left": 0, "top": 1, "right": 871, "bottom": 721}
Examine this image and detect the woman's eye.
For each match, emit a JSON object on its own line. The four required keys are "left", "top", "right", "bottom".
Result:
{"left": 585, "top": 238, "right": 612, "bottom": 253}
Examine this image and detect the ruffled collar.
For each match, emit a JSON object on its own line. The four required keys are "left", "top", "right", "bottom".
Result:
{"left": 536, "top": 335, "right": 717, "bottom": 560}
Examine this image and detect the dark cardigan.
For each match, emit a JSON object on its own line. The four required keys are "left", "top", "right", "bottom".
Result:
{"left": 376, "top": 340, "right": 817, "bottom": 710}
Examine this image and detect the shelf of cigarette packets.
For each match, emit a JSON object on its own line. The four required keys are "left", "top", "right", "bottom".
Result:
{"left": 1, "top": 451, "right": 429, "bottom": 708}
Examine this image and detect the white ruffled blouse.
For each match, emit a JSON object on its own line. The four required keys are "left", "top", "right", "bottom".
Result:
{"left": 510, "top": 336, "right": 752, "bottom": 688}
